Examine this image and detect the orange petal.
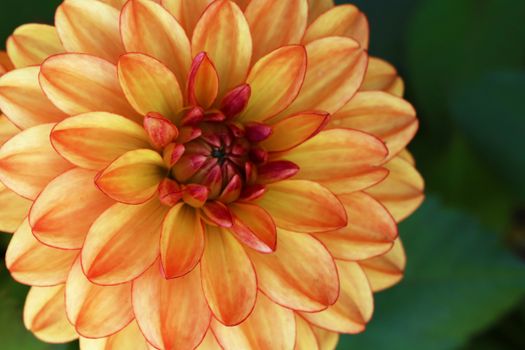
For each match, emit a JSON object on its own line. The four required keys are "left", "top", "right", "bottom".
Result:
{"left": 360, "top": 237, "right": 406, "bottom": 292}
{"left": 229, "top": 202, "right": 276, "bottom": 253}
{"left": 56, "top": 0, "right": 124, "bottom": 63}
{"left": 0, "top": 114, "right": 19, "bottom": 145}
{"left": 39, "top": 54, "right": 139, "bottom": 120}
{"left": 311, "top": 326, "right": 339, "bottom": 350}
{"left": 0, "top": 183, "right": 31, "bottom": 233}
{"left": 313, "top": 192, "right": 397, "bottom": 261}
{"left": 301, "top": 261, "right": 373, "bottom": 334}
{"left": 24, "top": 285, "right": 78, "bottom": 343}
{"left": 121, "top": 0, "right": 191, "bottom": 89}
{"left": 273, "top": 129, "right": 388, "bottom": 193}
{"left": 29, "top": 168, "right": 114, "bottom": 250}
{"left": 212, "top": 293, "right": 295, "bottom": 350}
{"left": 81, "top": 199, "right": 168, "bottom": 285}
{"left": 192, "top": 0, "right": 252, "bottom": 98}
{"left": 398, "top": 148, "right": 416, "bottom": 165}
{"left": 97, "top": 0, "right": 129, "bottom": 9}
{"left": 232, "top": 0, "right": 250, "bottom": 10}
{"left": 118, "top": 53, "right": 183, "bottom": 120}
{"left": 294, "top": 315, "right": 320, "bottom": 350}
{"left": 51, "top": 112, "right": 150, "bottom": 171}
{"left": 6, "top": 24, "right": 63, "bottom": 68}
{"left": 0, "top": 51, "right": 14, "bottom": 73}
{"left": 303, "top": 4, "right": 369, "bottom": 48}
{"left": 0, "top": 67, "right": 68, "bottom": 129}
{"left": 79, "top": 321, "right": 153, "bottom": 350}
{"left": 6, "top": 220, "right": 78, "bottom": 287}
{"left": 239, "top": 45, "right": 307, "bottom": 123}
{"left": 160, "top": 203, "right": 204, "bottom": 278}
{"left": 244, "top": 0, "right": 308, "bottom": 61}
{"left": 260, "top": 111, "right": 328, "bottom": 152}
{"left": 330, "top": 91, "right": 418, "bottom": 159}
{"left": 196, "top": 330, "right": 223, "bottom": 350}
{"left": 276, "top": 36, "right": 367, "bottom": 118}
{"left": 95, "top": 149, "right": 166, "bottom": 205}
{"left": 246, "top": 229, "right": 339, "bottom": 312}
{"left": 201, "top": 226, "right": 257, "bottom": 326}
{"left": 133, "top": 263, "right": 211, "bottom": 350}
{"left": 366, "top": 156, "right": 425, "bottom": 222}
{"left": 161, "top": 0, "right": 214, "bottom": 38}
{"left": 66, "top": 258, "right": 133, "bottom": 338}
{"left": 361, "top": 57, "right": 405, "bottom": 97}
{"left": 307, "top": 0, "right": 334, "bottom": 24}
{"left": 187, "top": 52, "right": 220, "bottom": 109}
{"left": 256, "top": 180, "right": 346, "bottom": 233}
{"left": 0, "top": 124, "right": 73, "bottom": 200}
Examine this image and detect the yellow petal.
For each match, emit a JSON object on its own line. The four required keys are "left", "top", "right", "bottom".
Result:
{"left": 6, "top": 220, "right": 78, "bottom": 286}
{"left": 192, "top": 0, "right": 252, "bottom": 98}
{"left": 56, "top": 0, "right": 124, "bottom": 63}
{"left": 360, "top": 237, "right": 406, "bottom": 292}
{"left": 239, "top": 45, "right": 307, "bottom": 123}
{"left": 361, "top": 57, "right": 405, "bottom": 97}
{"left": 294, "top": 316, "right": 320, "bottom": 350}
{"left": 0, "top": 183, "right": 31, "bottom": 233}
{"left": 161, "top": 0, "right": 213, "bottom": 38}
{"left": 0, "top": 67, "right": 68, "bottom": 129}
{"left": 307, "top": 0, "right": 334, "bottom": 24}
{"left": 79, "top": 321, "right": 152, "bottom": 350}
{"left": 246, "top": 229, "right": 339, "bottom": 312}
{"left": 311, "top": 326, "right": 339, "bottom": 350}
{"left": 187, "top": 52, "right": 219, "bottom": 109}
{"left": 40, "top": 54, "right": 140, "bottom": 120}
{"left": 244, "top": 0, "right": 308, "bottom": 61}
{"left": 0, "top": 114, "right": 18, "bottom": 145}
{"left": 24, "top": 285, "right": 78, "bottom": 343}
{"left": 229, "top": 202, "right": 277, "bottom": 253}
{"left": 118, "top": 53, "right": 183, "bottom": 120}
{"left": 303, "top": 4, "right": 369, "bottom": 48}
{"left": 196, "top": 331, "right": 223, "bottom": 350}
{"left": 121, "top": 0, "right": 191, "bottom": 89}
{"left": 0, "top": 124, "right": 73, "bottom": 200}
{"left": 6, "top": 24, "right": 63, "bottom": 68}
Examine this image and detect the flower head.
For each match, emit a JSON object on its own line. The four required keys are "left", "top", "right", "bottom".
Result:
{"left": 0, "top": 0, "right": 424, "bottom": 349}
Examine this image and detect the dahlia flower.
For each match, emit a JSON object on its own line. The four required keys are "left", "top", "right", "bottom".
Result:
{"left": 0, "top": 0, "right": 423, "bottom": 349}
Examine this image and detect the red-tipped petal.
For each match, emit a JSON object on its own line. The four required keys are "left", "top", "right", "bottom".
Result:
{"left": 163, "top": 143, "right": 185, "bottom": 167}
{"left": 158, "top": 178, "right": 183, "bottom": 207}
{"left": 257, "top": 161, "right": 299, "bottom": 184}
{"left": 188, "top": 52, "right": 219, "bottom": 109}
{"left": 219, "top": 174, "right": 242, "bottom": 203}
{"left": 143, "top": 112, "right": 179, "bottom": 149}
{"left": 202, "top": 201, "right": 233, "bottom": 228}
{"left": 229, "top": 202, "right": 277, "bottom": 253}
{"left": 245, "top": 123, "right": 272, "bottom": 143}
{"left": 182, "top": 184, "right": 209, "bottom": 208}
{"left": 220, "top": 84, "right": 251, "bottom": 119}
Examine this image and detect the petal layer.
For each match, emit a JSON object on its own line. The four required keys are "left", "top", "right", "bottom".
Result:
{"left": 361, "top": 57, "right": 404, "bottom": 97}
{"left": 360, "top": 237, "right": 406, "bottom": 292}
{"left": 0, "top": 183, "right": 31, "bottom": 233}
{"left": 79, "top": 321, "right": 152, "bottom": 350}
{"left": 229, "top": 202, "right": 277, "bottom": 253}
{"left": 161, "top": 0, "right": 213, "bottom": 38}
{"left": 6, "top": 24, "right": 63, "bottom": 68}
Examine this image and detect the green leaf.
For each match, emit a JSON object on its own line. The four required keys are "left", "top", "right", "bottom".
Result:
{"left": 339, "top": 197, "right": 525, "bottom": 350}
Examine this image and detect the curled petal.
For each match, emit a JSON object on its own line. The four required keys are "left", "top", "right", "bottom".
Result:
{"left": 187, "top": 52, "right": 219, "bottom": 109}
{"left": 6, "top": 24, "right": 63, "bottom": 68}
{"left": 360, "top": 237, "right": 406, "bottom": 292}
{"left": 133, "top": 263, "right": 211, "bottom": 350}
{"left": 361, "top": 57, "right": 405, "bottom": 97}
{"left": 24, "top": 285, "right": 78, "bottom": 343}
{"left": 79, "top": 321, "right": 152, "bottom": 350}
{"left": 257, "top": 180, "right": 347, "bottom": 233}
{"left": 201, "top": 226, "right": 257, "bottom": 326}
{"left": 56, "top": 0, "right": 124, "bottom": 63}
{"left": 143, "top": 112, "right": 179, "bottom": 149}
{"left": 0, "top": 124, "right": 73, "bottom": 200}
{"left": 158, "top": 178, "right": 183, "bottom": 206}
{"left": 229, "top": 202, "right": 277, "bottom": 253}
{"left": 246, "top": 229, "right": 339, "bottom": 312}
{"left": 6, "top": 220, "right": 78, "bottom": 287}
{"left": 0, "top": 183, "right": 31, "bottom": 233}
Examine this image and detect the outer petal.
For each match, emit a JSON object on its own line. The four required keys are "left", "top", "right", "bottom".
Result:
{"left": 330, "top": 91, "right": 418, "bottom": 159}
{"left": 29, "top": 168, "right": 114, "bottom": 250}
{"left": 366, "top": 156, "right": 425, "bottom": 222}
{"left": 239, "top": 46, "right": 307, "bottom": 123}
{"left": 301, "top": 261, "right": 373, "bottom": 334}
{"left": 307, "top": 0, "right": 334, "bottom": 24}
{"left": 244, "top": 0, "right": 308, "bottom": 61}
{"left": 133, "top": 263, "right": 211, "bottom": 350}
{"left": 160, "top": 203, "right": 204, "bottom": 278}
{"left": 361, "top": 57, "right": 404, "bottom": 97}
{"left": 66, "top": 258, "right": 133, "bottom": 338}
{"left": 121, "top": 0, "right": 191, "bottom": 89}
{"left": 96, "top": 149, "right": 166, "bottom": 204}
{"left": 313, "top": 192, "right": 397, "bottom": 261}
{"left": 0, "top": 124, "right": 73, "bottom": 200}
{"left": 0, "top": 114, "right": 19, "bottom": 145}
{"left": 196, "top": 331, "right": 223, "bottom": 350}
{"left": 360, "top": 237, "right": 406, "bottom": 292}
{"left": 201, "top": 226, "right": 257, "bottom": 326}
{"left": 192, "top": 0, "right": 252, "bottom": 98}
{"left": 257, "top": 180, "right": 347, "bottom": 233}
{"left": 229, "top": 202, "right": 277, "bottom": 253}
{"left": 56, "top": 0, "right": 125, "bottom": 63}
{"left": 212, "top": 293, "right": 295, "bottom": 350}
{"left": 24, "top": 285, "right": 78, "bottom": 343}
{"left": 246, "top": 229, "right": 339, "bottom": 312}
{"left": 6, "top": 24, "right": 63, "bottom": 68}
{"left": 161, "top": 0, "right": 213, "bottom": 37}
{"left": 79, "top": 321, "right": 152, "bottom": 350}
{"left": 0, "top": 67, "right": 68, "bottom": 129}
{"left": 81, "top": 199, "right": 168, "bottom": 285}
{"left": 39, "top": 54, "right": 139, "bottom": 120}
{"left": 118, "top": 53, "right": 183, "bottom": 120}
{"left": 274, "top": 129, "right": 388, "bottom": 193}
{"left": 276, "top": 37, "right": 367, "bottom": 118}
{"left": 303, "top": 5, "right": 369, "bottom": 48}
{"left": 312, "top": 327, "right": 339, "bottom": 350}
{"left": 6, "top": 220, "right": 78, "bottom": 287}
{"left": 0, "top": 183, "right": 31, "bottom": 233}
{"left": 294, "top": 316, "right": 320, "bottom": 350}
{"left": 51, "top": 112, "right": 150, "bottom": 170}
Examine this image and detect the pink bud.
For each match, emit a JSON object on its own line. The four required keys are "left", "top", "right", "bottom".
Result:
{"left": 220, "top": 84, "right": 251, "bottom": 119}
{"left": 257, "top": 161, "right": 299, "bottom": 183}
{"left": 245, "top": 123, "right": 272, "bottom": 143}
{"left": 144, "top": 112, "right": 179, "bottom": 149}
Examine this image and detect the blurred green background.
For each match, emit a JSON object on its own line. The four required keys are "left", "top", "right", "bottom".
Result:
{"left": 1, "top": 0, "right": 525, "bottom": 349}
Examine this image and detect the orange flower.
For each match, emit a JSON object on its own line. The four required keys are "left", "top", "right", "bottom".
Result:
{"left": 0, "top": 0, "right": 424, "bottom": 349}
